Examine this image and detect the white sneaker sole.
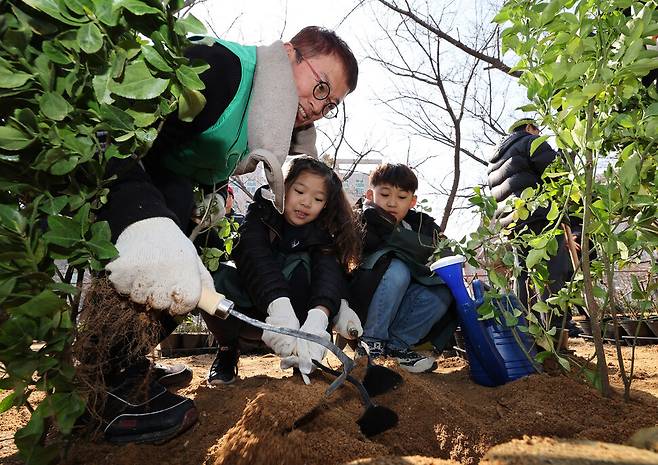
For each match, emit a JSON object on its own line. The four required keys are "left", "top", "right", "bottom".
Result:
{"left": 398, "top": 357, "right": 437, "bottom": 373}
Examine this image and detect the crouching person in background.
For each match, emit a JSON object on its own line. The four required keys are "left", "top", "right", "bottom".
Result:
{"left": 204, "top": 157, "right": 363, "bottom": 385}
{"left": 350, "top": 163, "right": 456, "bottom": 373}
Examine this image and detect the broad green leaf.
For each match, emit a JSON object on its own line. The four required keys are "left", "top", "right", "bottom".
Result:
{"left": 540, "top": 0, "right": 562, "bottom": 26}
{"left": 22, "top": 0, "right": 86, "bottom": 25}
{"left": 174, "top": 14, "right": 207, "bottom": 35}
{"left": 51, "top": 393, "right": 86, "bottom": 435}
{"left": 100, "top": 103, "right": 135, "bottom": 131}
{"left": 619, "top": 153, "right": 641, "bottom": 190}
{"left": 556, "top": 355, "right": 570, "bottom": 371}
{"left": 0, "top": 126, "right": 34, "bottom": 151}
{"left": 44, "top": 216, "right": 81, "bottom": 248}
{"left": 526, "top": 248, "right": 547, "bottom": 269}
{"left": 42, "top": 40, "right": 70, "bottom": 64}
{"left": 141, "top": 45, "right": 172, "bottom": 72}
{"left": 0, "top": 392, "right": 16, "bottom": 414}
{"left": 39, "top": 92, "right": 73, "bottom": 121}
{"left": 77, "top": 22, "right": 103, "bottom": 54}
{"left": 0, "top": 205, "right": 27, "bottom": 234}
{"left": 622, "top": 38, "right": 644, "bottom": 66}
{"left": 546, "top": 201, "right": 559, "bottom": 221}
{"left": 93, "top": 0, "right": 120, "bottom": 25}
{"left": 125, "top": 108, "right": 158, "bottom": 127}
{"left": 175, "top": 64, "right": 205, "bottom": 90}
{"left": 14, "top": 290, "right": 64, "bottom": 318}
{"left": 529, "top": 135, "right": 549, "bottom": 156}
{"left": 177, "top": 88, "right": 206, "bottom": 122}
{"left": 92, "top": 70, "right": 115, "bottom": 104}
{"left": 0, "top": 277, "right": 17, "bottom": 304}
{"left": 0, "top": 68, "right": 32, "bottom": 88}
{"left": 109, "top": 60, "right": 169, "bottom": 100}
{"left": 645, "top": 103, "right": 658, "bottom": 118}
{"left": 582, "top": 83, "right": 603, "bottom": 97}
{"left": 50, "top": 156, "right": 79, "bottom": 175}
{"left": 116, "top": 0, "right": 163, "bottom": 16}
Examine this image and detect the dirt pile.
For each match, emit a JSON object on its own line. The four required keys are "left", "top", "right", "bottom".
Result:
{"left": 480, "top": 436, "right": 658, "bottom": 465}
{"left": 3, "top": 341, "right": 658, "bottom": 465}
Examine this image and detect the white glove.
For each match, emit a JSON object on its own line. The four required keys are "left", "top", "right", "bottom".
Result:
{"left": 106, "top": 217, "right": 214, "bottom": 315}
{"left": 196, "top": 193, "right": 226, "bottom": 227}
{"left": 281, "top": 308, "right": 329, "bottom": 384}
{"left": 261, "top": 297, "right": 300, "bottom": 357}
{"left": 332, "top": 299, "right": 363, "bottom": 340}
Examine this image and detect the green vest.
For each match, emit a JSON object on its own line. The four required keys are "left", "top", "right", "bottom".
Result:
{"left": 161, "top": 38, "right": 256, "bottom": 185}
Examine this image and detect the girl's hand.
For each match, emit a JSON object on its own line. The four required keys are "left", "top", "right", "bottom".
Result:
{"left": 262, "top": 297, "right": 300, "bottom": 357}
{"left": 333, "top": 299, "right": 363, "bottom": 339}
{"left": 281, "top": 308, "right": 329, "bottom": 384}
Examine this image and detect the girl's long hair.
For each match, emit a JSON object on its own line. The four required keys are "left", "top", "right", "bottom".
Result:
{"left": 284, "top": 157, "right": 362, "bottom": 271}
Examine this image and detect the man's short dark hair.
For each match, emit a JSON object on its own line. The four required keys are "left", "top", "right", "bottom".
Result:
{"left": 290, "top": 26, "right": 359, "bottom": 94}
{"left": 369, "top": 163, "right": 418, "bottom": 192}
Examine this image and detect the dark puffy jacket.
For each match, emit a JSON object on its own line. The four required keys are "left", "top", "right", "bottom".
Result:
{"left": 487, "top": 131, "right": 558, "bottom": 228}
{"left": 232, "top": 187, "right": 345, "bottom": 320}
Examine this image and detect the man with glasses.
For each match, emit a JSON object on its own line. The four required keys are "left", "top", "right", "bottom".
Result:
{"left": 95, "top": 27, "right": 358, "bottom": 444}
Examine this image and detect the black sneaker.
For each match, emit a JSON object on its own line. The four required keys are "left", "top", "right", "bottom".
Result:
{"left": 208, "top": 346, "right": 239, "bottom": 385}
{"left": 567, "top": 320, "right": 583, "bottom": 337}
{"left": 103, "top": 379, "right": 198, "bottom": 444}
{"left": 386, "top": 347, "right": 437, "bottom": 373}
{"left": 153, "top": 362, "right": 193, "bottom": 388}
{"left": 355, "top": 340, "right": 386, "bottom": 359}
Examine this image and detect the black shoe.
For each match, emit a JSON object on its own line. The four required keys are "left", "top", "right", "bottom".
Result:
{"left": 103, "top": 379, "right": 197, "bottom": 444}
{"left": 355, "top": 340, "right": 386, "bottom": 360}
{"left": 386, "top": 346, "right": 437, "bottom": 373}
{"left": 153, "top": 362, "right": 193, "bottom": 388}
{"left": 208, "top": 346, "right": 239, "bottom": 385}
{"left": 567, "top": 320, "right": 583, "bottom": 337}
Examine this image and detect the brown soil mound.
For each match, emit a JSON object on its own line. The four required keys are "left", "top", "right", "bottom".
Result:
{"left": 3, "top": 340, "right": 658, "bottom": 465}
{"left": 480, "top": 436, "right": 658, "bottom": 465}
{"left": 343, "top": 456, "right": 460, "bottom": 465}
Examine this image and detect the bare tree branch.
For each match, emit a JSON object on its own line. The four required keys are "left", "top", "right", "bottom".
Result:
{"left": 375, "top": 0, "right": 521, "bottom": 77}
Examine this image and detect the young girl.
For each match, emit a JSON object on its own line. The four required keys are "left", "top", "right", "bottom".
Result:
{"left": 203, "top": 156, "right": 362, "bottom": 384}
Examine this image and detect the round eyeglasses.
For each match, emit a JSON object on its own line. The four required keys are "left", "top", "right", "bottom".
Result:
{"left": 295, "top": 49, "right": 339, "bottom": 119}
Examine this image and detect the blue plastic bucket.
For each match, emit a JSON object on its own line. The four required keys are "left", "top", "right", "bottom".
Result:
{"left": 430, "top": 256, "right": 537, "bottom": 386}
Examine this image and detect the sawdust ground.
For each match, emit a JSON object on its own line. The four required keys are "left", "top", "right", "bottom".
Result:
{"left": 1, "top": 340, "right": 658, "bottom": 464}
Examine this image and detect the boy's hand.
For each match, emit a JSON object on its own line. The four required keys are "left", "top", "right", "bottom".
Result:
{"left": 332, "top": 299, "right": 363, "bottom": 339}
{"left": 106, "top": 217, "right": 214, "bottom": 315}
{"left": 262, "top": 297, "right": 300, "bottom": 357}
{"left": 363, "top": 201, "right": 397, "bottom": 229}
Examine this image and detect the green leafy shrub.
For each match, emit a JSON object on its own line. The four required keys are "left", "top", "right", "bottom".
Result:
{"left": 0, "top": 0, "right": 207, "bottom": 462}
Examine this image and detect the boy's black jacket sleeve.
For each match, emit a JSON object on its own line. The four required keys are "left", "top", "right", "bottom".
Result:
{"left": 98, "top": 42, "right": 242, "bottom": 240}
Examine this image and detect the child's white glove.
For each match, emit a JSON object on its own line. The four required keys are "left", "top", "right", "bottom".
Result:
{"left": 281, "top": 308, "right": 329, "bottom": 384}
{"left": 332, "top": 299, "right": 363, "bottom": 340}
{"left": 106, "top": 217, "right": 214, "bottom": 315}
{"left": 196, "top": 193, "right": 226, "bottom": 227}
{"left": 262, "top": 297, "right": 299, "bottom": 357}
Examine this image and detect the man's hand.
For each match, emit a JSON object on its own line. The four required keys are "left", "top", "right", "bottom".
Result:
{"left": 261, "top": 297, "right": 300, "bottom": 357}
{"left": 106, "top": 217, "right": 214, "bottom": 315}
{"left": 332, "top": 299, "right": 363, "bottom": 339}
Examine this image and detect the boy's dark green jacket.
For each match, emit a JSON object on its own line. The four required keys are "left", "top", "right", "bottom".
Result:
{"left": 349, "top": 199, "right": 457, "bottom": 351}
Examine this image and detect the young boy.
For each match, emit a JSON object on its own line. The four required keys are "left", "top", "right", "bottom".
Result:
{"left": 349, "top": 163, "right": 455, "bottom": 373}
